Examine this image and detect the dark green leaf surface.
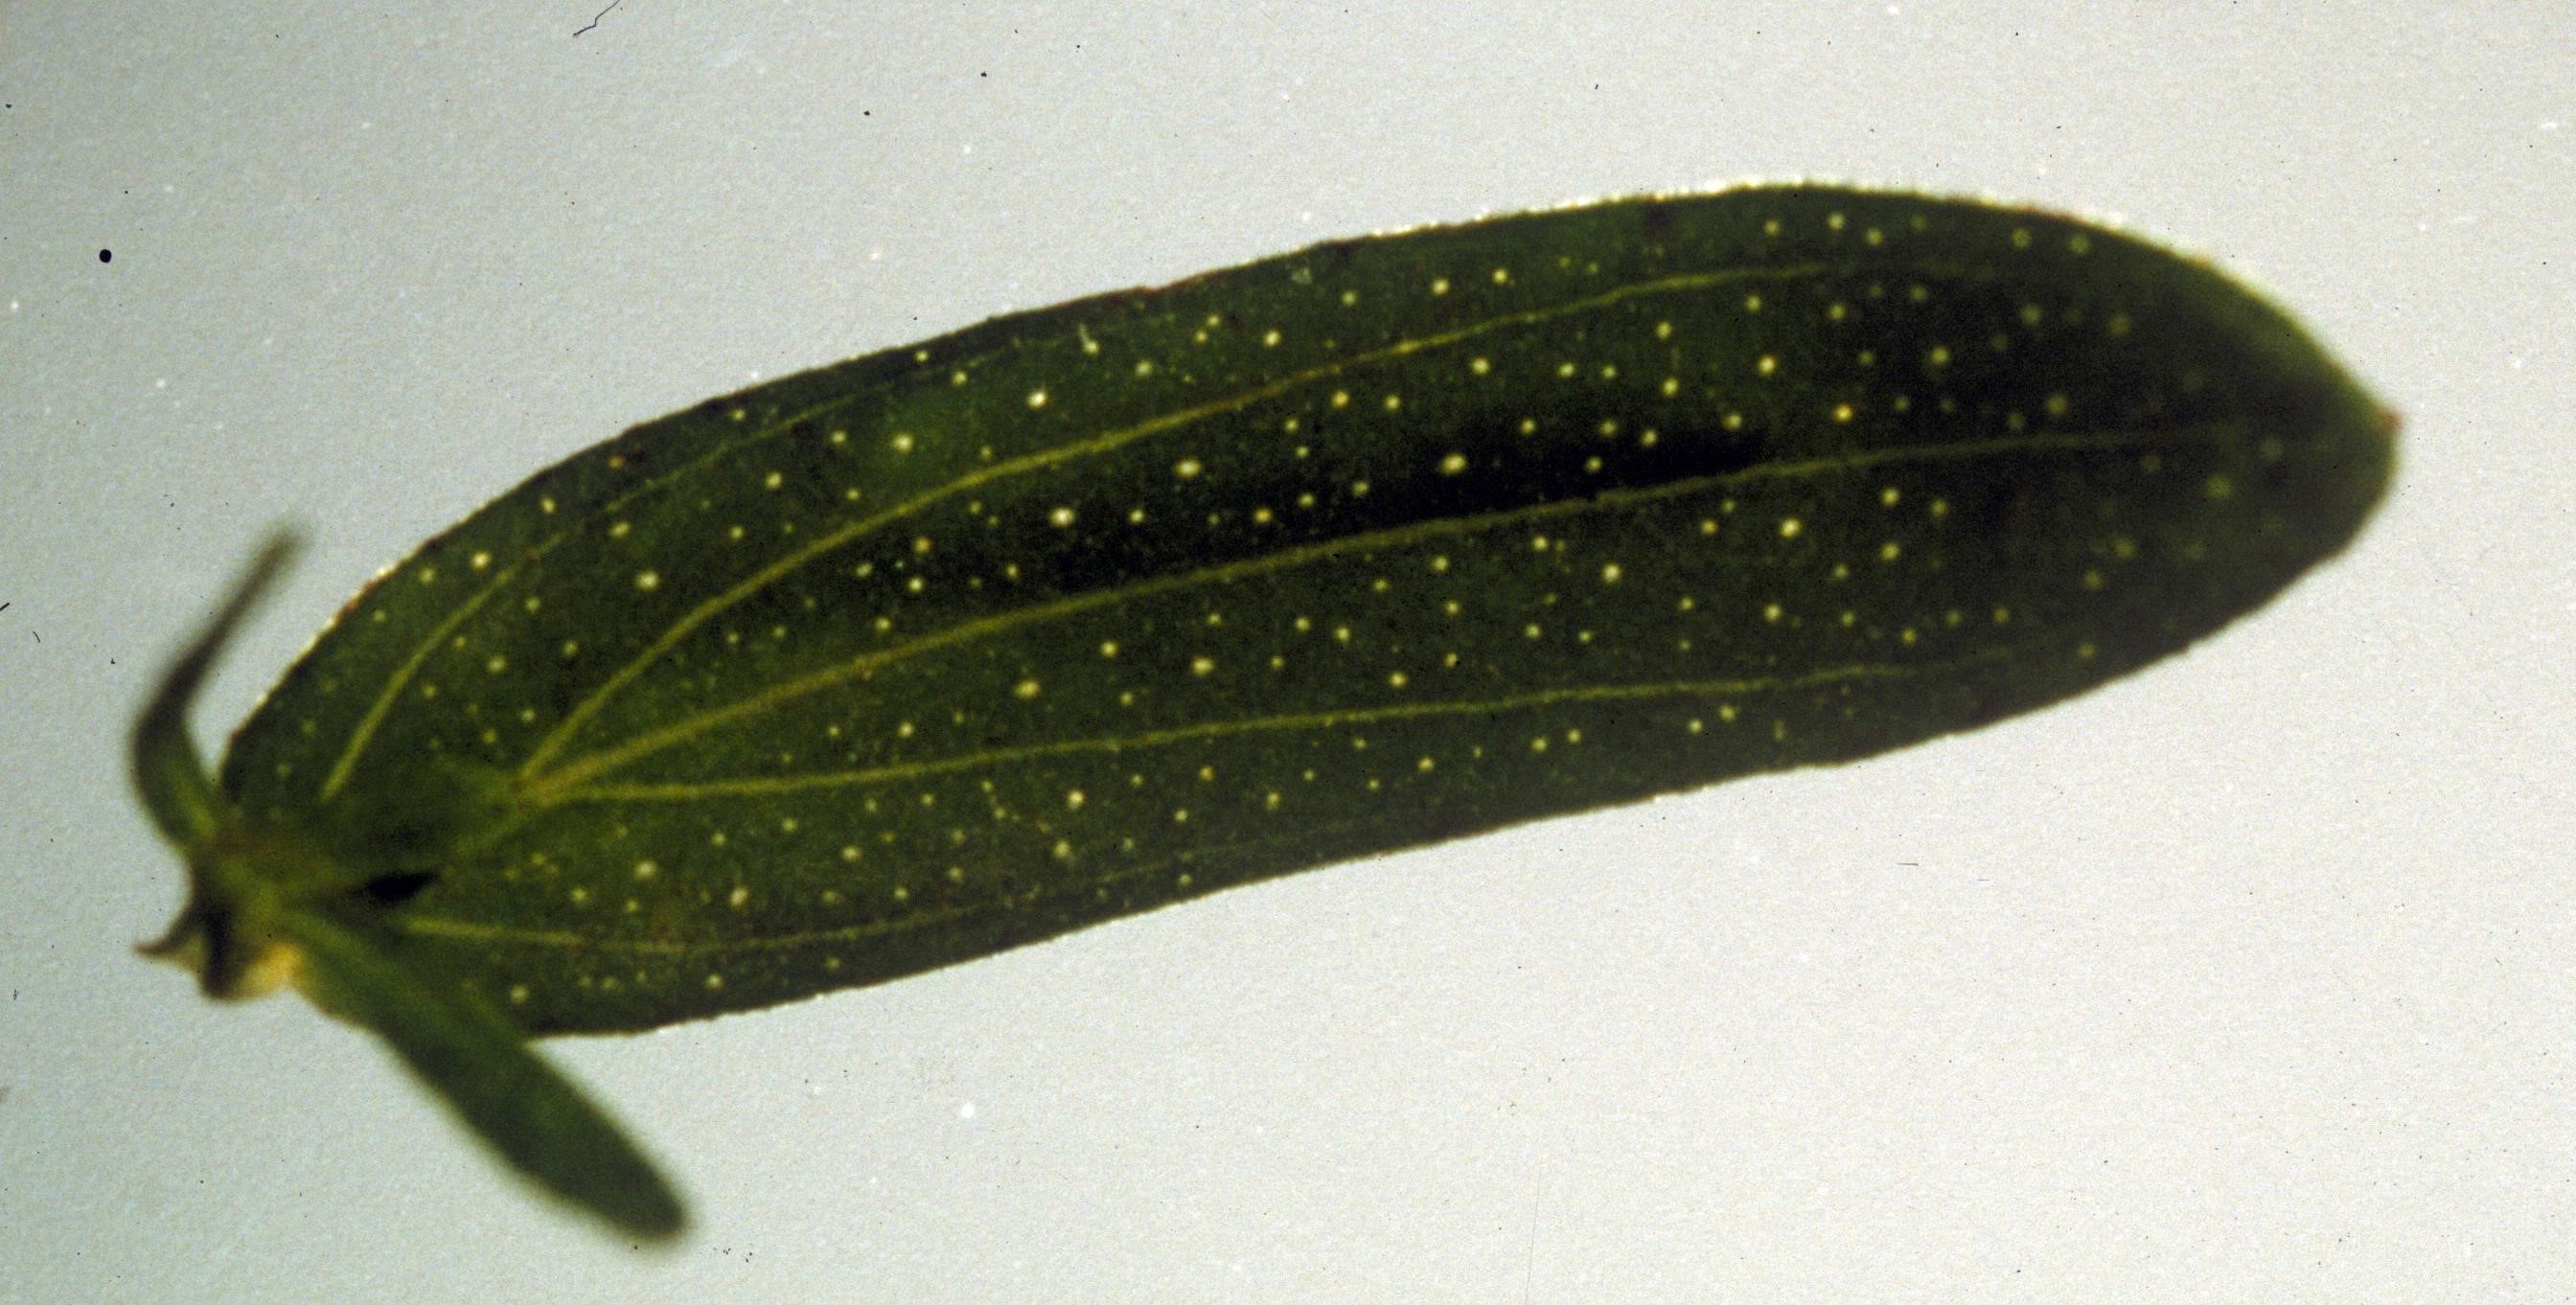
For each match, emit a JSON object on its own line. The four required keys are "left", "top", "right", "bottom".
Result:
{"left": 205, "top": 186, "right": 2389, "bottom": 1037}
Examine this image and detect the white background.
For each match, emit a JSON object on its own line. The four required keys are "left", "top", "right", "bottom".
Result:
{"left": 4, "top": 4, "right": 2570, "bottom": 1301}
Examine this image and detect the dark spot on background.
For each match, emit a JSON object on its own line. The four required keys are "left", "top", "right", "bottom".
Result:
{"left": 99, "top": 249, "right": 112, "bottom": 263}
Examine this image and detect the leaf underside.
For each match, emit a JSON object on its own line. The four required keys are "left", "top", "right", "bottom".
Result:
{"left": 216, "top": 185, "right": 2390, "bottom": 1035}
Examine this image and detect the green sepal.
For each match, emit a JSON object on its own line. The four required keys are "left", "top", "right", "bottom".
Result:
{"left": 131, "top": 532, "right": 297, "bottom": 850}
{"left": 277, "top": 903, "right": 686, "bottom": 1242}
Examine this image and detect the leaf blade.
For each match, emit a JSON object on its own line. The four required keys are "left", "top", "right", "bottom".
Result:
{"left": 212, "top": 185, "right": 2392, "bottom": 1035}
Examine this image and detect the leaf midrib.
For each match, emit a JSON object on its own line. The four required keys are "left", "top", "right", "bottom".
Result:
{"left": 517, "top": 422, "right": 2207, "bottom": 807}
{"left": 512, "top": 260, "right": 1865, "bottom": 784}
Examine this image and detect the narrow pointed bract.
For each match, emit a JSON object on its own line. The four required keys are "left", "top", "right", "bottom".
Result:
{"left": 138, "top": 184, "right": 2392, "bottom": 1237}
{"left": 281, "top": 904, "right": 685, "bottom": 1239}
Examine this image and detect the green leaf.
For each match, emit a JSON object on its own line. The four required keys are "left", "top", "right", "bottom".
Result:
{"left": 139, "top": 183, "right": 2392, "bottom": 1235}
